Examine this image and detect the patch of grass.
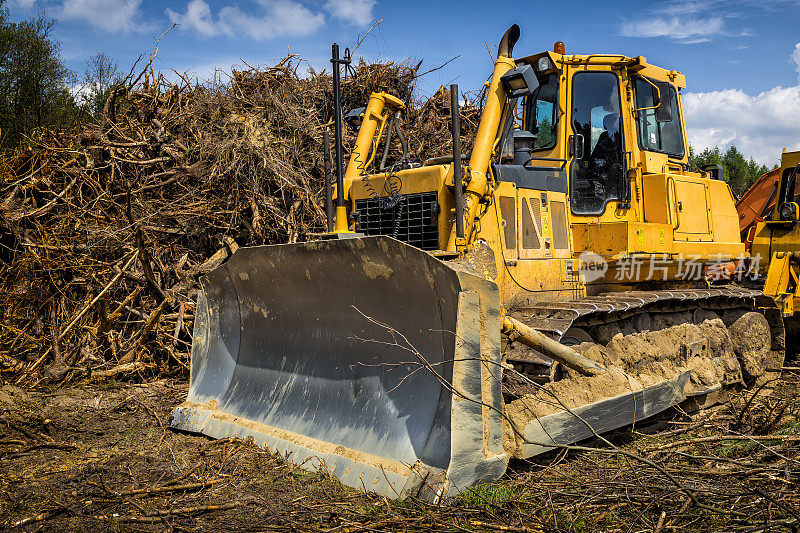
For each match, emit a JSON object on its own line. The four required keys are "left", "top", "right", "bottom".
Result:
{"left": 96, "top": 379, "right": 120, "bottom": 391}
{"left": 776, "top": 418, "right": 800, "bottom": 436}
{"left": 459, "top": 482, "right": 524, "bottom": 507}
{"left": 717, "top": 420, "right": 800, "bottom": 457}
{"left": 717, "top": 438, "right": 759, "bottom": 457}
{"left": 539, "top": 507, "right": 591, "bottom": 532}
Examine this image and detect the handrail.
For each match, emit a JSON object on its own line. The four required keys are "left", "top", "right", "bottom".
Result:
{"left": 522, "top": 156, "right": 568, "bottom": 169}
{"left": 632, "top": 76, "right": 661, "bottom": 114}
{"left": 667, "top": 176, "right": 680, "bottom": 230}
{"left": 561, "top": 54, "right": 631, "bottom": 66}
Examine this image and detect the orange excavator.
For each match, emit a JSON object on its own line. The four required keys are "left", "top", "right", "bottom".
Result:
{"left": 738, "top": 150, "right": 800, "bottom": 250}
{"left": 737, "top": 149, "right": 800, "bottom": 347}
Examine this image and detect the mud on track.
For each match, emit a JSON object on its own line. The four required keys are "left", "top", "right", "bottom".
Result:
{"left": 3, "top": 376, "right": 800, "bottom": 532}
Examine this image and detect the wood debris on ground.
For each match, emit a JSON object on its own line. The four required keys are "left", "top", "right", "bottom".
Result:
{"left": 2, "top": 373, "right": 800, "bottom": 531}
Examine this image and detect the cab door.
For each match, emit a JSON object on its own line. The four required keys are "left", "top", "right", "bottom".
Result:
{"left": 568, "top": 71, "right": 626, "bottom": 216}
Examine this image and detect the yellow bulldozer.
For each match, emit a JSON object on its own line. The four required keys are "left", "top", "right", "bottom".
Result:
{"left": 170, "top": 26, "right": 785, "bottom": 501}
{"left": 749, "top": 149, "right": 800, "bottom": 338}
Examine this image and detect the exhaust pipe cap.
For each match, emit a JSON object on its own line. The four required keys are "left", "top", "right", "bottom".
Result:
{"left": 498, "top": 24, "right": 520, "bottom": 58}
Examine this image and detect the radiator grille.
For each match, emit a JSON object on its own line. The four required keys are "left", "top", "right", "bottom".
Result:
{"left": 551, "top": 200, "right": 569, "bottom": 250}
{"left": 355, "top": 191, "right": 440, "bottom": 250}
{"left": 521, "top": 198, "right": 540, "bottom": 250}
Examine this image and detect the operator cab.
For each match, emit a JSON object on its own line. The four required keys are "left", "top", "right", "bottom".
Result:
{"left": 489, "top": 43, "right": 742, "bottom": 282}
{"left": 338, "top": 36, "right": 743, "bottom": 279}
{"left": 499, "top": 46, "right": 690, "bottom": 220}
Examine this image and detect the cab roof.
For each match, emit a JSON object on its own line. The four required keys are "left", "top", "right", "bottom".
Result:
{"left": 517, "top": 50, "right": 687, "bottom": 89}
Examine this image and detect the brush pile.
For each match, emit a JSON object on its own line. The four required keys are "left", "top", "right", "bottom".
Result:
{"left": 0, "top": 55, "right": 482, "bottom": 384}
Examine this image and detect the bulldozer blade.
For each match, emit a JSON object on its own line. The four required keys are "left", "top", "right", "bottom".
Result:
{"left": 517, "top": 372, "right": 691, "bottom": 458}
{"left": 170, "top": 236, "right": 508, "bottom": 502}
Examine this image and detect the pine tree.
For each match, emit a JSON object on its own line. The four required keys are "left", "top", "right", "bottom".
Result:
{"left": 689, "top": 145, "right": 772, "bottom": 197}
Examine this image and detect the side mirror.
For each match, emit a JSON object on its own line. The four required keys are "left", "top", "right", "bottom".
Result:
{"left": 654, "top": 82, "right": 673, "bottom": 123}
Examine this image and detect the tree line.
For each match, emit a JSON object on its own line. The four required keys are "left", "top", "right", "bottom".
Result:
{"left": 0, "top": 0, "right": 120, "bottom": 150}
{"left": 688, "top": 145, "right": 772, "bottom": 198}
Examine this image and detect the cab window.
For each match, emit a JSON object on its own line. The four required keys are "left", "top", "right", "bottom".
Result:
{"left": 525, "top": 73, "right": 558, "bottom": 151}
{"left": 634, "top": 78, "right": 685, "bottom": 157}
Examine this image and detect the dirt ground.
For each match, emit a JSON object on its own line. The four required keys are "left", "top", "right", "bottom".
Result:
{"left": 2, "top": 375, "right": 800, "bottom": 532}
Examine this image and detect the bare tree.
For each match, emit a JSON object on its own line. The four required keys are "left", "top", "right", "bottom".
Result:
{"left": 81, "top": 51, "right": 120, "bottom": 116}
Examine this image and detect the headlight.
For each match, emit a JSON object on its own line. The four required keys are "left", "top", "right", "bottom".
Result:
{"left": 500, "top": 64, "right": 539, "bottom": 98}
{"left": 781, "top": 202, "right": 797, "bottom": 220}
{"left": 507, "top": 77, "right": 527, "bottom": 91}
{"left": 345, "top": 107, "right": 365, "bottom": 132}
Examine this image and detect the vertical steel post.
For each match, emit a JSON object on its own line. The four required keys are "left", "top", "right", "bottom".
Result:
{"left": 323, "top": 127, "right": 334, "bottom": 231}
{"left": 331, "top": 43, "right": 348, "bottom": 232}
{"left": 451, "top": 84, "right": 464, "bottom": 240}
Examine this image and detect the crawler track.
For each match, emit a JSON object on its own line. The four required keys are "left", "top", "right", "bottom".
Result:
{"left": 505, "top": 286, "right": 785, "bottom": 385}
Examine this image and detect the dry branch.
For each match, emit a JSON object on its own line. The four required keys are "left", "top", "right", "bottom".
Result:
{"left": 0, "top": 54, "right": 481, "bottom": 384}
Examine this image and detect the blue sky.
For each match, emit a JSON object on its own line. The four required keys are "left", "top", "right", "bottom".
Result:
{"left": 8, "top": 0, "right": 800, "bottom": 165}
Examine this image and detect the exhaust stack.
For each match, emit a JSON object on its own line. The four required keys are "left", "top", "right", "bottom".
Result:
{"left": 447, "top": 25, "right": 520, "bottom": 251}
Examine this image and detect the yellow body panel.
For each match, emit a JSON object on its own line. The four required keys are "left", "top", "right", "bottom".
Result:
{"left": 754, "top": 222, "right": 800, "bottom": 260}
{"left": 478, "top": 182, "right": 578, "bottom": 307}
{"left": 762, "top": 251, "right": 799, "bottom": 317}
{"left": 572, "top": 221, "right": 674, "bottom": 255}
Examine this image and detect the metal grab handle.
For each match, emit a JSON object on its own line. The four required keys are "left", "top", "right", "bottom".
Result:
{"left": 569, "top": 133, "right": 585, "bottom": 160}
{"left": 632, "top": 76, "right": 662, "bottom": 113}
{"left": 451, "top": 84, "right": 465, "bottom": 240}
{"left": 667, "top": 176, "right": 681, "bottom": 230}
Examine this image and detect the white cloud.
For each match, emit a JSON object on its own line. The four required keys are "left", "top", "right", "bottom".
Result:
{"left": 792, "top": 43, "right": 800, "bottom": 83}
{"left": 683, "top": 85, "right": 800, "bottom": 166}
{"left": 620, "top": 0, "right": 781, "bottom": 43}
{"left": 59, "top": 0, "right": 150, "bottom": 34}
{"left": 620, "top": 16, "right": 724, "bottom": 42}
{"left": 655, "top": 0, "right": 712, "bottom": 15}
{"left": 220, "top": 1, "right": 324, "bottom": 39}
{"left": 167, "top": 0, "right": 325, "bottom": 41}
{"left": 68, "top": 83, "right": 88, "bottom": 102}
{"left": 166, "top": 0, "right": 219, "bottom": 38}
{"left": 656, "top": 0, "right": 795, "bottom": 16}
{"left": 10, "top": 0, "right": 38, "bottom": 9}
{"left": 323, "top": 0, "right": 376, "bottom": 27}
{"left": 679, "top": 43, "right": 800, "bottom": 166}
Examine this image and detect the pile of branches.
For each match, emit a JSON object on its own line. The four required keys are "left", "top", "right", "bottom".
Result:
{"left": 0, "top": 55, "right": 482, "bottom": 384}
